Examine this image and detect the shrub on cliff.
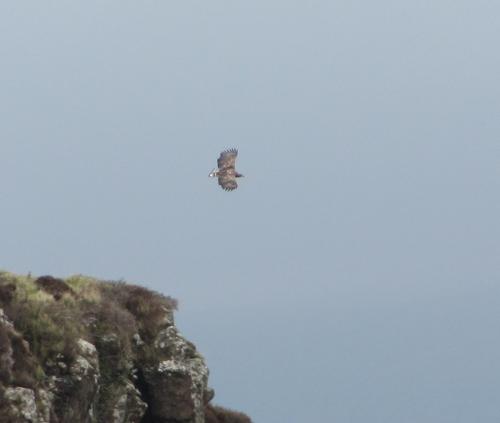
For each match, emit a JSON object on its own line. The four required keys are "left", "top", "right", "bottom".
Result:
{"left": 0, "top": 273, "right": 85, "bottom": 369}
{"left": 205, "top": 404, "right": 253, "bottom": 423}
{"left": 100, "top": 281, "right": 177, "bottom": 342}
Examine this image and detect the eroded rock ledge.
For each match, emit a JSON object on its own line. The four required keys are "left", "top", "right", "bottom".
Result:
{"left": 0, "top": 272, "right": 251, "bottom": 423}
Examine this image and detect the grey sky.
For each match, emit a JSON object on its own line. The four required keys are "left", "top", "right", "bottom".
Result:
{"left": 1, "top": 1, "right": 499, "bottom": 422}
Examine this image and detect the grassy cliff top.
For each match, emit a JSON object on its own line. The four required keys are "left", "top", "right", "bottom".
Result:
{"left": 0, "top": 271, "right": 177, "bottom": 388}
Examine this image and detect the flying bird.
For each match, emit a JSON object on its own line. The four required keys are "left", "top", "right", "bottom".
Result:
{"left": 209, "top": 148, "right": 244, "bottom": 191}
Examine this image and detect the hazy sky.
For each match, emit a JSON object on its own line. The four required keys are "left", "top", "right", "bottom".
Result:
{"left": 1, "top": 2, "right": 499, "bottom": 422}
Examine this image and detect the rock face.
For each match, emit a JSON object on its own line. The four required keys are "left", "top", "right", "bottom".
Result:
{"left": 140, "top": 326, "right": 208, "bottom": 423}
{"left": 0, "top": 272, "right": 252, "bottom": 423}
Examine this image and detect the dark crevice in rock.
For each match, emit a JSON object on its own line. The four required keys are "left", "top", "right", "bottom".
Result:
{"left": 135, "top": 367, "right": 154, "bottom": 423}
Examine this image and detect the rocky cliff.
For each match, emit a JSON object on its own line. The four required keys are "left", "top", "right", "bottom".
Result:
{"left": 0, "top": 272, "right": 251, "bottom": 423}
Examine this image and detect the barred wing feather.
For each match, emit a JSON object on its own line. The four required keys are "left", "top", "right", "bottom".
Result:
{"left": 218, "top": 173, "right": 238, "bottom": 191}
{"left": 217, "top": 148, "right": 238, "bottom": 170}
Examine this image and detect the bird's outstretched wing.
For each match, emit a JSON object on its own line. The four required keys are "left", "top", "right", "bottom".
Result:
{"left": 217, "top": 148, "right": 238, "bottom": 170}
{"left": 218, "top": 173, "right": 238, "bottom": 191}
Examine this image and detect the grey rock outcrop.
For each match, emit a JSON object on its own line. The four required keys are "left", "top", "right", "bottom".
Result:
{"left": 140, "top": 326, "right": 209, "bottom": 423}
{"left": 4, "top": 387, "right": 38, "bottom": 422}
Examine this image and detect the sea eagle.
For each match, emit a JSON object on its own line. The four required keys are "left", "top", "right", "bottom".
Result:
{"left": 209, "top": 148, "right": 244, "bottom": 191}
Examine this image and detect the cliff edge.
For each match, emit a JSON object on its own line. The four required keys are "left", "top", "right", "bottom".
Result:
{"left": 0, "top": 272, "right": 251, "bottom": 423}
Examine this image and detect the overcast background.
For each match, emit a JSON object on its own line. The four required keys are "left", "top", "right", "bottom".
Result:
{"left": 1, "top": 1, "right": 499, "bottom": 422}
